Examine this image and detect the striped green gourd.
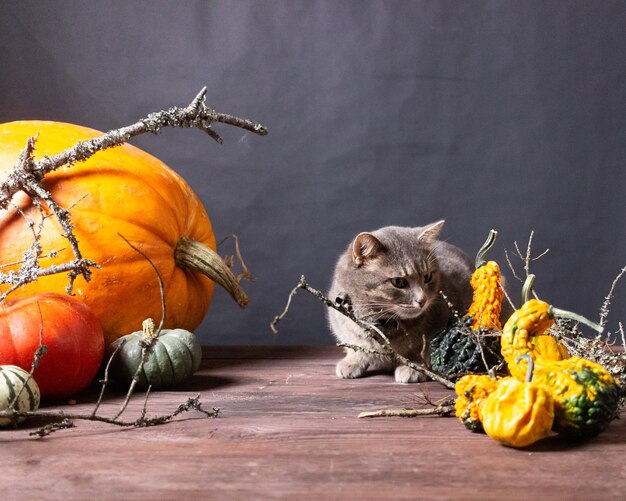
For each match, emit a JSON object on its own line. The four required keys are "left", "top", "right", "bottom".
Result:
{"left": 0, "top": 365, "right": 41, "bottom": 425}
{"left": 108, "top": 319, "right": 202, "bottom": 390}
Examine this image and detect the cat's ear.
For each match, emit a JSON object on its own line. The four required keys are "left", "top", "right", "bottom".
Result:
{"left": 352, "top": 232, "right": 384, "bottom": 266}
{"left": 417, "top": 220, "right": 445, "bottom": 245}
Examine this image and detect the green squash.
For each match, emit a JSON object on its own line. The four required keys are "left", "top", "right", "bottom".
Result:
{"left": 430, "top": 316, "right": 502, "bottom": 378}
{"left": 429, "top": 230, "right": 505, "bottom": 378}
{"left": 0, "top": 365, "right": 41, "bottom": 425}
{"left": 108, "top": 319, "right": 202, "bottom": 390}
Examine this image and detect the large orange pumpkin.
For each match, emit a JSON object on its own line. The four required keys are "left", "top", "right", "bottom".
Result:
{"left": 0, "top": 121, "right": 246, "bottom": 345}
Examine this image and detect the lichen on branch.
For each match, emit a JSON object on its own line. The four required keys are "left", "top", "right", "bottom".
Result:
{"left": 0, "top": 87, "right": 267, "bottom": 298}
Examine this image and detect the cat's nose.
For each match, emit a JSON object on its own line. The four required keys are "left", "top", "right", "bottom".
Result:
{"left": 416, "top": 298, "right": 426, "bottom": 308}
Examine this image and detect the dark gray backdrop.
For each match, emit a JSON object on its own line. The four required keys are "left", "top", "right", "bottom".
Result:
{"left": 1, "top": 1, "right": 625, "bottom": 345}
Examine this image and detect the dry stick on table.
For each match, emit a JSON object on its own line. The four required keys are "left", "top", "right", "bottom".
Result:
{"left": 0, "top": 87, "right": 267, "bottom": 298}
{"left": 271, "top": 275, "right": 455, "bottom": 390}
{"left": 0, "top": 237, "right": 221, "bottom": 437}
{"left": 91, "top": 339, "right": 125, "bottom": 418}
{"left": 0, "top": 319, "right": 220, "bottom": 437}
{"left": 0, "top": 88, "right": 263, "bottom": 433}
{"left": 14, "top": 396, "right": 220, "bottom": 438}
{"left": 358, "top": 402, "right": 456, "bottom": 419}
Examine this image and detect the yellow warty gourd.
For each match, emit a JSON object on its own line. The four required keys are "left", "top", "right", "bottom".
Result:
{"left": 501, "top": 276, "right": 620, "bottom": 439}
{"left": 454, "top": 374, "right": 500, "bottom": 431}
{"left": 478, "top": 357, "right": 555, "bottom": 448}
{"left": 466, "top": 230, "right": 504, "bottom": 331}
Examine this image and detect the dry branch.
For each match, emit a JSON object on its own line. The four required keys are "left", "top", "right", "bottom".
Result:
{"left": 271, "top": 275, "right": 455, "bottom": 389}
{"left": 359, "top": 391, "right": 456, "bottom": 419}
{"left": 0, "top": 87, "right": 267, "bottom": 208}
{"left": 1, "top": 233, "right": 219, "bottom": 436}
{"left": 0, "top": 87, "right": 267, "bottom": 298}
{"left": 599, "top": 266, "right": 626, "bottom": 329}
{"left": 1, "top": 396, "right": 220, "bottom": 438}
{"left": 504, "top": 230, "right": 550, "bottom": 288}
{"left": 358, "top": 404, "right": 455, "bottom": 419}
{"left": 0, "top": 89, "right": 265, "bottom": 434}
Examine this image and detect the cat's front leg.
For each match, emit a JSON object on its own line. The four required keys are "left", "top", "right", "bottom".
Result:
{"left": 394, "top": 364, "right": 429, "bottom": 383}
{"left": 336, "top": 350, "right": 370, "bottom": 379}
{"left": 336, "top": 350, "right": 393, "bottom": 379}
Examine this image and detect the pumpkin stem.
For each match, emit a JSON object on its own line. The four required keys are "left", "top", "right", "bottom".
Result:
{"left": 174, "top": 237, "right": 248, "bottom": 308}
{"left": 521, "top": 274, "right": 536, "bottom": 304}
{"left": 548, "top": 306, "right": 603, "bottom": 334}
{"left": 142, "top": 318, "right": 158, "bottom": 340}
{"left": 475, "top": 229, "right": 497, "bottom": 268}
{"left": 516, "top": 353, "right": 535, "bottom": 383}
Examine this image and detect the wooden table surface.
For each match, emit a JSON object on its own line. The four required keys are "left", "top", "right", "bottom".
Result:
{"left": 3, "top": 345, "right": 626, "bottom": 500}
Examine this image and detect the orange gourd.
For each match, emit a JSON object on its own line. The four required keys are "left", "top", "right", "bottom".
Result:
{"left": 0, "top": 293, "right": 104, "bottom": 398}
{"left": 466, "top": 230, "right": 504, "bottom": 331}
{"left": 454, "top": 374, "right": 500, "bottom": 431}
{"left": 0, "top": 121, "right": 246, "bottom": 345}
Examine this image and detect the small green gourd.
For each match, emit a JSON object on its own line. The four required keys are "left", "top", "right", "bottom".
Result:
{"left": 430, "top": 230, "right": 504, "bottom": 377}
{"left": 108, "top": 318, "right": 202, "bottom": 390}
{"left": 0, "top": 365, "right": 41, "bottom": 425}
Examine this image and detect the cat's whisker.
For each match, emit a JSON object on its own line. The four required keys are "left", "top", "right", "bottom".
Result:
{"left": 425, "top": 241, "right": 444, "bottom": 263}
{"left": 367, "top": 309, "right": 394, "bottom": 321}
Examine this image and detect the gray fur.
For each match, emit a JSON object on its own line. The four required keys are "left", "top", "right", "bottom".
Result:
{"left": 327, "top": 221, "right": 473, "bottom": 383}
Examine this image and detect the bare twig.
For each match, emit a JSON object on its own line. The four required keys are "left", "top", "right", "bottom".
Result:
{"left": 218, "top": 234, "right": 255, "bottom": 283}
{"left": 358, "top": 394, "right": 456, "bottom": 419}
{"left": 7, "top": 301, "right": 47, "bottom": 427}
{"left": 271, "top": 275, "right": 455, "bottom": 389}
{"left": 118, "top": 233, "right": 167, "bottom": 333}
{"left": 110, "top": 234, "right": 169, "bottom": 422}
{"left": 0, "top": 87, "right": 267, "bottom": 298}
{"left": 0, "top": 395, "right": 220, "bottom": 438}
{"left": 358, "top": 404, "right": 455, "bottom": 419}
{"left": 0, "top": 90, "right": 260, "bottom": 434}
{"left": 0, "top": 87, "right": 267, "bottom": 208}
{"left": 112, "top": 321, "right": 155, "bottom": 422}
{"left": 505, "top": 231, "right": 549, "bottom": 286}
{"left": 499, "top": 278, "right": 516, "bottom": 312}
{"left": 91, "top": 339, "right": 126, "bottom": 418}
{"left": 599, "top": 266, "right": 626, "bottom": 328}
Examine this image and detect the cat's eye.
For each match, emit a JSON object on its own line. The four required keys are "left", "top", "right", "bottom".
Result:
{"left": 424, "top": 272, "right": 433, "bottom": 284}
{"left": 390, "top": 277, "right": 409, "bottom": 289}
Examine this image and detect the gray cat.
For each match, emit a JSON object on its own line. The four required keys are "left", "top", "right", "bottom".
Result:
{"left": 327, "top": 220, "right": 473, "bottom": 383}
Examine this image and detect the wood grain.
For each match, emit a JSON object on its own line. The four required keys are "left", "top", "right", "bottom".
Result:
{"left": 2, "top": 346, "right": 626, "bottom": 500}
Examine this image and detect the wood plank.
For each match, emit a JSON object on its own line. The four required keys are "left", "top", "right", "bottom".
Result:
{"left": 2, "top": 346, "right": 626, "bottom": 500}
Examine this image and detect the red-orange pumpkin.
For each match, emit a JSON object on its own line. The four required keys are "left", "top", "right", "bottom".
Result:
{"left": 0, "top": 293, "right": 104, "bottom": 398}
{"left": 0, "top": 121, "right": 246, "bottom": 345}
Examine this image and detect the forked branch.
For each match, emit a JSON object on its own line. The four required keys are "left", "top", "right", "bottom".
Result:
{"left": 271, "top": 275, "right": 455, "bottom": 389}
{"left": 0, "top": 88, "right": 267, "bottom": 298}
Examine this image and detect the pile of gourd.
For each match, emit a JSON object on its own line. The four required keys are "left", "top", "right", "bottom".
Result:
{"left": 454, "top": 273, "right": 621, "bottom": 448}
{"left": 0, "top": 121, "right": 239, "bottom": 421}
{"left": 430, "top": 230, "right": 505, "bottom": 377}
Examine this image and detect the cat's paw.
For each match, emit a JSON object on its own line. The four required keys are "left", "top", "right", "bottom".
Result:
{"left": 336, "top": 357, "right": 368, "bottom": 379}
{"left": 394, "top": 365, "right": 428, "bottom": 383}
